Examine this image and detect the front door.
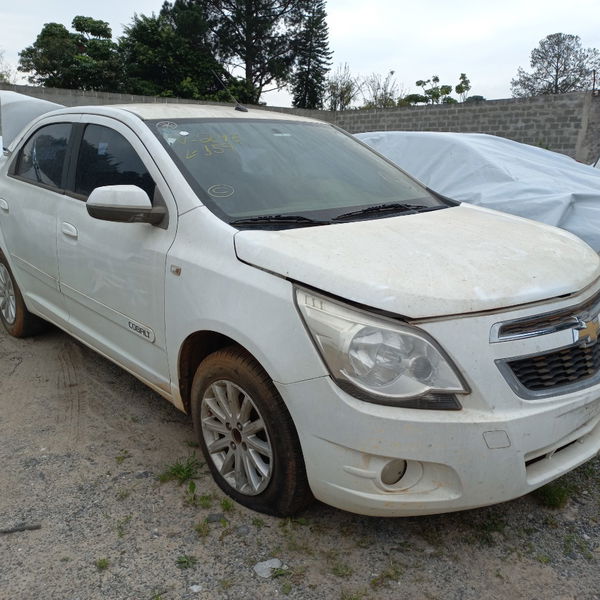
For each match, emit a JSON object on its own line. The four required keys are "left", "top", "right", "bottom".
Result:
{"left": 57, "top": 117, "right": 177, "bottom": 394}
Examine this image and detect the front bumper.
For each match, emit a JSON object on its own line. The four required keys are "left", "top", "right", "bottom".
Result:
{"left": 277, "top": 376, "right": 600, "bottom": 517}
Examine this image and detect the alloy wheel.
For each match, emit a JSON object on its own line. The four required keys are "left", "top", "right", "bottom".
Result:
{"left": 0, "top": 264, "right": 16, "bottom": 325}
{"left": 200, "top": 380, "right": 273, "bottom": 495}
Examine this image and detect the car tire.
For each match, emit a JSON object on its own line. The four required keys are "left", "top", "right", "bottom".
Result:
{"left": 191, "top": 346, "right": 313, "bottom": 516}
{"left": 0, "top": 251, "right": 47, "bottom": 338}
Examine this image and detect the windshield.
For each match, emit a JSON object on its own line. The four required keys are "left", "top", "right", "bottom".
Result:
{"left": 149, "top": 118, "right": 449, "bottom": 226}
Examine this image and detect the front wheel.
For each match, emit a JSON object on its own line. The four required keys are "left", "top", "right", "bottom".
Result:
{"left": 0, "top": 252, "right": 46, "bottom": 337}
{"left": 191, "top": 346, "right": 312, "bottom": 516}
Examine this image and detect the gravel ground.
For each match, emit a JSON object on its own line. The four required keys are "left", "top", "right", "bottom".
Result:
{"left": 1, "top": 327, "right": 599, "bottom": 600}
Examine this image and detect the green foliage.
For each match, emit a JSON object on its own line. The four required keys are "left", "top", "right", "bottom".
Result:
{"left": 16, "top": 2, "right": 321, "bottom": 105}
{"left": 195, "top": 520, "right": 210, "bottom": 537}
{"left": 198, "top": 493, "right": 213, "bottom": 509}
{"left": 158, "top": 455, "right": 202, "bottom": 485}
{"left": 331, "top": 562, "right": 353, "bottom": 577}
{"left": 326, "top": 63, "right": 362, "bottom": 111}
{"left": 370, "top": 561, "right": 402, "bottom": 588}
{"left": 214, "top": 0, "right": 302, "bottom": 104}
{"left": 465, "top": 95, "right": 486, "bottom": 103}
{"left": 115, "top": 449, "right": 130, "bottom": 464}
{"left": 119, "top": 2, "right": 226, "bottom": 100}
{"left": 115, "top": 515, "right": 132, "bottom": 538}
{"left": 95, "top": 557, "right": 110, "bottom": 571}
{"left": 511, "top": 33, "right": 600, "bottom": 97}
{"left": 400, "top": 93, "right": 429, "bottom": 105}
{"left": 184, "top": 480, "right": 201, "bottom": 506}
{"left": 415, "top": 75, "right": 455, "bottom": 104}
{"left": 220, "top": 497, "right": 235, "bottom": 512}
{"left": 402, "top": 73, "right": 473, "bottom": 105}
{"left": 361, "top": 70, "right": 399, "bottom": 109}
{"left": 533, "top": 480, "right": 576, "bottom": 508}
{"left": 18, "top": 17, "right": 121, "bottom": 91}
{"left": 290, "top": 0, "right": 332, "bottom": 109}
{"left": 455, "top": 72, "right": 471, "bottom": 101}
{"left": 175, "top": 554, "right": 198, "bottom": 569}
{"left": 0, "top": 49, "right": 14, "bottom": 83}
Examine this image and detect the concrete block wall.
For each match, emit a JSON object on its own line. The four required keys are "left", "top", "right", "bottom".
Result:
{"left": 331, "top": 93, "right": 592, "bottom": 161}
{"left": 1, "top": 82, "right": 598, "bottom": 163}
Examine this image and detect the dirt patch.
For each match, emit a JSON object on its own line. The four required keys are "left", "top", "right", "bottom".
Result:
{"left": 1, "top": 327, "right": 599, "bottom": 599}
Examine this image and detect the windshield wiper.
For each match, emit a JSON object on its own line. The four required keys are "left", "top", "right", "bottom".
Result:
{"left": 332, "top": 202, "right": 446, "bottom": 222}
{"left": 230, "top": 214, "right": 331, "bottom": 226}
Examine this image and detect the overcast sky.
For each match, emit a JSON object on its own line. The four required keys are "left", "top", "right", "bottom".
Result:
{"left": 2, "top": 0, "right": 600, "bottom": 106}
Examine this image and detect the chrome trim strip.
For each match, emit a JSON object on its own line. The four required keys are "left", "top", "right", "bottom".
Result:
{"left": 490, "top": 317, "right": 580, "bottom": 343}
{"left": 490, "top": 290, "right": 600, "bottom": 343}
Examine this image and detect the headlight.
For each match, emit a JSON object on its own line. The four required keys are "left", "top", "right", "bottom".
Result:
{"left": 295, "top": 287, "right": 468, "bottom": 409}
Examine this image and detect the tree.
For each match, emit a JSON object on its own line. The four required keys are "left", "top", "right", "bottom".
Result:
{"left": 511, "top": 33, "right": 600, "bottom": 97}
{"left": 290, "top": 0, "right": 332, "bottom": 109}
{"left": 18, "top": 17, "right": 121, "bottom": 91}
{"left": 0, "top": 49, "right": 15, "bottom": 83}
{"left": 119, "top": 1, "right": 231, "bottom": 100}
{"left": 415, "top": 75, "right": 453, "bottom": 104}
{"left": 400, "top": 93, "right": 429, "bottom": 106}
{"left": 361, "top": 70, "right": 400, "bottom": 109}
{"left": 455, "top": 72, "right": 471, "bottom": 102}
{"left": 18, "top": 23, "right": 80, "bottom": 88}
{"left": 325, "top": 63, "right": 361, "bottom": 111}
{"left": 212, "top": 0, "right": 301, "bottom": 104}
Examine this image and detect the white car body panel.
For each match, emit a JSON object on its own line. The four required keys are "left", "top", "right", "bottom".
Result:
{"left": 1, "top": 97, "right": 600, "bottom": 517}
{"left": 55, "top": 114, "right": 176, "bottom": 392}
{"left": 235, "top": 203, "right": 600, "bottom": 318}
{"left": 164, "top": 206, "right": 328, "bottom": 388}
{"left": 0, "top": 114, "right": 72, "bottom": 324}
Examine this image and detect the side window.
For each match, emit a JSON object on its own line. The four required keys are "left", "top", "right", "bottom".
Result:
{"left": 15, "top": 123, "right": 71, "bottom": 189}
{"left": 75, "top": 124, "right": 156, "bottom": 200}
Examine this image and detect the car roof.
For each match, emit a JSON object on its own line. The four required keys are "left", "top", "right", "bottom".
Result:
{"left": 54, "top": 103, "right": 321, "bottom": 124}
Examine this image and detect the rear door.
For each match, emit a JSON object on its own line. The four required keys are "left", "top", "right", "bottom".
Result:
{"left": 56, "top": 116, "right": 177, "bottom": 394}
{"left": 0, "top": 118, "right": 73, "bottom": 324}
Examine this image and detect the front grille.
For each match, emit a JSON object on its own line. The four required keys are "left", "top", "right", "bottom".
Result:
{"left": 496, "top": 289, "right": 600, "bottom": 341}
{"left": 508, "top": 342, "right": 600, "bottom": 391}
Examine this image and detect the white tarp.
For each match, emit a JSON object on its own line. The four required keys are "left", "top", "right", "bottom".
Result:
{"left": 356, "top": 131, "right": 600, "bottom": 252}
{"left": 0, "top": 91, "right": 63, "bottom": 150}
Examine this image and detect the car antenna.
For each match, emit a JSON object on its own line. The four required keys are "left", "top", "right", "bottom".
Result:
{"left": 212, "top": 70, "right": 249, "bottom": 113}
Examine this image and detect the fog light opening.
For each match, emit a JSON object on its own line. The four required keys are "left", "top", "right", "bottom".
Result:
{"left": 380, "top": 459, "right": 408, "bottom": 486}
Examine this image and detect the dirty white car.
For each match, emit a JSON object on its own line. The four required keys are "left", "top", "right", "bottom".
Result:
{"left": 1, "top": 94, "right": 600, "bottom": 517}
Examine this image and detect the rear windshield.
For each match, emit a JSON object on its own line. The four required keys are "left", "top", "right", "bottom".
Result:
{"left": 149, "top": 118, "right": 446, "bottom": 225}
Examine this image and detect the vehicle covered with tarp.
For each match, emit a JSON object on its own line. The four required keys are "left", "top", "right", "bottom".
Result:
{"left": 0, "top": 91, "right": 62, "bottom": 151}
{"left": 357, "top": 131, "right": 600, "bottom": 251}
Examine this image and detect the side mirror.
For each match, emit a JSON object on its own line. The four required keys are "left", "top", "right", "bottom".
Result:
{"left": 86, "top": 185, "right": 166, "bottom": 225}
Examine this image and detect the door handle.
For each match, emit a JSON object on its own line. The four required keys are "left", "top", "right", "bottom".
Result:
{"left": 0, "top": 198, "right": 8, "bottom": 212}
{"left": 61, "top": 222, "right": 78, "bottom": 239}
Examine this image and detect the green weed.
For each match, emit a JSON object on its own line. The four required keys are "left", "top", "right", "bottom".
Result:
{"left": 159, "top": 456, "right": 203, "bottom": 485}
{"left": 95, "top": 558, "right": 109, "bottom": 571}
{"left": 176, "top": 554, "right": 198, "bottom": 569}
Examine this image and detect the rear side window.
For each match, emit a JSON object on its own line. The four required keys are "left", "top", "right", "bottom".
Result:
{"left": 75, "top": 124, "right": 155, "bottom": 199}
{"left": 15, "top": 123, "right": 71, "bottom": 189}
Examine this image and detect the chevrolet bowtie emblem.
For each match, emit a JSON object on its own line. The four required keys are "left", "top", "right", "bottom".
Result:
{"left": 574, "top": 316, "right": 600, "bottom": 347}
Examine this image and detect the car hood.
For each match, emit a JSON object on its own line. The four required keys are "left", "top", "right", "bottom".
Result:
{"left": 234, "top": 205, "right": 600, "bottom": 319}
